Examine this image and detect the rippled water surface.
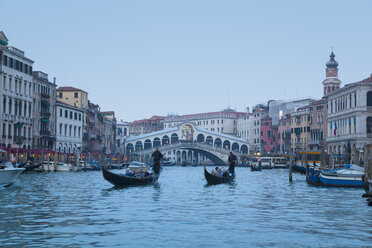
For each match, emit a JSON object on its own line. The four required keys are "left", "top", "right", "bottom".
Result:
{"left": 1, "top": 167, "right": 371, "bottom": 247}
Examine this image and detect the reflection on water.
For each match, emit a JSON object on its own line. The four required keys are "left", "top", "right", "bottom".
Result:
{"left": 0, "top": 167, "right": 371, "bottom": 247}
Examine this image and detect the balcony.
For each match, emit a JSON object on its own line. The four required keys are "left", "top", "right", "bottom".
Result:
{"left": 14, "top": 136, "right": 27, "bottom": 144}
{"left": 41, "top": 93, "right": 50, "bottom": 99}
{"left": 41, "top": 112, "right": 51, "bottom": 118}
{"left": 40, "top": 130, "right": 51, "bottom": 136}
{"left": 308, "top": 140, "right": 321, "bottom": 146}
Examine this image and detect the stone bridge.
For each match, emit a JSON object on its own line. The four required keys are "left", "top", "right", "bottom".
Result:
{"left": 124, "top": 123, "right": 249, "bottom": 165}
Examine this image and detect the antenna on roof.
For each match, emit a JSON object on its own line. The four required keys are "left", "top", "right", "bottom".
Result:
{"left": 228, "top": 91, "right": 230, "bottom": 109}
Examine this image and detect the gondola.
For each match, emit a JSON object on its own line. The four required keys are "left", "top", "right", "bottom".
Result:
{"left": 203, "top": 163, "right": 234, "bottom": 185}
{"left": 102, "top": 167, "right": 159, "bottom": 187}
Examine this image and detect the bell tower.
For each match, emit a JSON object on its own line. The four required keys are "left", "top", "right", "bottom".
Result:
{"left": 323, "top": 51, "right": 341, "bottom": 96}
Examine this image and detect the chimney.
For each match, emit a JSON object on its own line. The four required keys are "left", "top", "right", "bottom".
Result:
{"left": 53, "top": 77, "right": 56, "bottom": 84}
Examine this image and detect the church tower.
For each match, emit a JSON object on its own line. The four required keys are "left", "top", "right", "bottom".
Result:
{"left": 323, "top": 51, "right": 341, "bottom": 96}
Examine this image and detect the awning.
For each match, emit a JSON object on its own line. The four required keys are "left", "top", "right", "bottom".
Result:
{"left": 41, "top": 118, "right": 50, "bottom": 122}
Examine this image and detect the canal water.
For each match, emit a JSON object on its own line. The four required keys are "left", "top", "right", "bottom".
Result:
{"left": 1, "top": 167, "right": 371, "bottom": 247}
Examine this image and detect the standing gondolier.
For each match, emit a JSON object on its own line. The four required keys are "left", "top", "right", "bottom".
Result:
{"left": 228, "top": 152, "right": 237, "bottom": 175}
{"left": 151, "top": 147, "right": 163, "bottom": 175}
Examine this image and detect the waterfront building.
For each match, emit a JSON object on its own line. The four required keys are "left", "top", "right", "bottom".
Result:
{"left": 236, "top": 107, "right": 251, "bottom": 141}
{"left": 0, "top": 31, "right": 34, "bottom": 151}
{"left": 260, "top": 116, "right": 279, "bottom": 154}
{"left": 290, "top": 105, "right": 312, "bottom": 153}
{"left": 116, "top": 120, "right": 130, "bottom": 154}
{"left": 250, "top": 104, "right": 268, "bottom": 154}
{"left": 163, "top": 109, "right": 245, "bottom": 136}
{"left": 327, "top": 74, "right": 372, "bottom": 163}
{"left": 101, "top": 111, "right": 117, "bottom": 154}
{"left": 278, "top": 114, "right": 291, "bottom": 154}
{"left": 32, "top": 71, "right": 57, "bottom": 151}
{"left": 308, "top": 99, "right": 327, "bottom": 151}
{"left": 56, "top": 101, "right": 83, "bottom": 153}
{"left": 85, "top": 101, "right": 103, "bottom": 153}
{"left": 268, "top": 99, "right": 313, "bottom": 126}
{"left": 129, "top": 116, "right": 165, "bottom": 136}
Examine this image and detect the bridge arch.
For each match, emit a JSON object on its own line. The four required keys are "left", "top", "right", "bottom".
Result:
{"left": 223, "top": 140, "right": 231, "bottom": 150}
{"left": 162, "top": 135, "right": 170, "bottom": 145}
{"left": 126, "top": 143, "right": 134, "bottom": 154}
{"left": 215, "top": 138, "right": 222, "bottom": 148}
{"left": 241, "top": 144, "right": 248, "bottom": 154}
{"left": 232, "top": 142, "right": 239, "bottom": 152}
{"left": 206, "top": 136, "right": 213, "bottom": 145}
{"left": 171, "top": 133, "right": 179, "bottom": 144}
{"left": 135, "top": 141, "right": 143, "bottom": 151}
{"left": 197, "top": 133, "right": 205, "bottom": 142}
{"left": 153, "top": 137, "right": 161, "bottom": 147}
{"left": 144, "top": 139, "right": 152, "bottom": 149}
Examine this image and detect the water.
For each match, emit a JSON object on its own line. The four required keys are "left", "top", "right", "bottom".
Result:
{"left": 1, "top": 167, "right": 371, "bottom": 247}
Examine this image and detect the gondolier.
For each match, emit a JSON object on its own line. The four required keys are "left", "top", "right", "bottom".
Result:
{"left": 151, "top": 147, "right": 163, "bottom": 174}
{"left": 228, "top": 152, "right": 237, "bottom": 175}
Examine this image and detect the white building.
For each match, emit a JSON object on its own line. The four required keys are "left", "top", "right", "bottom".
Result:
{"left": 236, "top": 108, "right": 251, "bottom": 141}
{"left": 0, "top": 31, "right": 34, "bottom": 150}
{"left": 116, "top": 120, "right": 130, "bottom": 154}
{"left": 163, "top": 109, "right": 245, "bottom": 136}
{"left": 327, "top": 74, "right": 372, "bottom": 163}
{"left": 56, "top": 101, "right": 83, "bottom": 153}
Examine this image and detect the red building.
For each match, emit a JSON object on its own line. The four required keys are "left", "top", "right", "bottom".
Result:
{"left": 260, "top": 117, "right": 279, "bottom": 154}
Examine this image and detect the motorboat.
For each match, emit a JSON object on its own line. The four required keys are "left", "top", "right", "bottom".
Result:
{"left": 41, "top": 162, "right": 74, "bottom": 172}
{"left": 128, "top": 161, "right": 150, "bottom": 170}
{"left": 307, "top": 164, "right": 365, "bottom": 187}
{"left": 0, "top": 162, "right": 25, "bottom": 187}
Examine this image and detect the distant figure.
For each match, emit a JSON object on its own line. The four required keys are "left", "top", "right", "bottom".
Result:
{"left": 228, "top": 152, "right": 237, "bottom": 175}
{"left": 151, "top": 147, "right": 163, "bottom": 174}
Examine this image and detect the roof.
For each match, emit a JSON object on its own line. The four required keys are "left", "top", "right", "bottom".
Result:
{"left": 358, "top": 74, "right": 372, "bottom": 83}
{"left": 164, "top": 111, "right": 246, "bottom": 122}
{"left": 57, "top": 86, "right": 87, "bottom": 93}
{"left": 56, "top": 100, "right": 84, "bottom": 112}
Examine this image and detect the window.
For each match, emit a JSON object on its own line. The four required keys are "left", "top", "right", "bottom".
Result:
{"left": 65, "top": 110, "right": 68, "bottom": 118}
{"left": 70, "top": 111, "right": 72, "bottom": 119}
{"left": 74, "top": 92, "right": 78, "bottom": 98}
{"left": 367, "top": 92, "right": 372, "bottom": 106}
{"left": 79, "top": 113, "right": 81, "bottom": 121}
{"left": 59, "top": 92, "right": 62, "bottom": 98}
{"left": 74, "top": 112, "right": 77, "bottom": 120}
{"left": 367, "top": 117, "right": 372, "bottom": 134}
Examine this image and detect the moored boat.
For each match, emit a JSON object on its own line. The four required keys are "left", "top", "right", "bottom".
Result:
{"left": 307, "top": 165, "right": 365, "bottom": 187}
{"left": 102, "top": 167, "right": 159, "bottom": 187}
{"left": 203, "top": 163, "right": 234, "bottom": 185}
{"left": 0, "top": 162, "right": 25, "bottom": 187}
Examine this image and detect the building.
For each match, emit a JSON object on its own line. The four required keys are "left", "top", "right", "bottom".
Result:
{"left": 129, "top": 116, "right": 165, "bottom": 136}
{"left": 290, "top": 105, "right": 312, "bottom": 153}
{"left": 308, "top": 99, "right": 327, "bottom": 151}
{"left": 260, "top": 116, "right": 278, "bottom": 154}
{"left": 163, "top": 109, "right": 245, "bottom": 136}
{"left": 32, "top": 71, "right": 57, "bottom": 150}
{"left": 57, "top": 86, "right": 88, "bottom": 109}
{"left": 116, "top": 120, "right": 130, "bottom": 154}
{"left": 56, "top": 101, "right": 83, "bottom": 153}
{"left": 250, "top": 104, "right": 268, "bottom": 154}
{"left": 85, "top": 101, "right": 103, "bottom": 153}
{"left": 268, "top": 99, "right": 314, "bottom": 126}
{"left": 327, "top": 74, "right": 372, "bottom": 163}
{"left": 101, "top": 111, "right": 117, "bottom": 154}
{"left": 236, "top": 107, "right": 251, "bottom": 141}
{"left": 0, "top": 31, "right": 34, "bottom": 151}
{"left": 278, "top": 114, "right": 291, "bottom": 154}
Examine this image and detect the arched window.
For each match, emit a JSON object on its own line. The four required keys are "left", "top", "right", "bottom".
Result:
{"left": 367, "top": 117, "right": 372, "bottom": 133}
{"left": 367, "top": 92, "right": 372, "bottom": 106}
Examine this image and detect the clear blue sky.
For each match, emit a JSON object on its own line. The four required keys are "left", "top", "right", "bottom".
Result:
{"left": 2, "top": 0, "right": 372, "bottom": 121}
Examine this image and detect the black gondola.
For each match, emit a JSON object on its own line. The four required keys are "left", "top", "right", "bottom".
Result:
{"left": 203, "top": 163, "right": 234, "bottom": 185}
{"left": 102, "top": 167, "right": 159, "bottom": 187}
{"left": 251, "top": 165, "right": 262, "bottom": 172}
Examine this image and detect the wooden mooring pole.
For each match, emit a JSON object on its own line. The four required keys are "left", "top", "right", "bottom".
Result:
{"left": 305, "top": 153, "right": 309, "bottom": 182}
{"left": 289, "top": 155, "right": 293, "bottom": 182}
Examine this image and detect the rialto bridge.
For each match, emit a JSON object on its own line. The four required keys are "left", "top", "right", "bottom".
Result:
{"left": 124, "top": 123, "right": 249, "bottom": 165}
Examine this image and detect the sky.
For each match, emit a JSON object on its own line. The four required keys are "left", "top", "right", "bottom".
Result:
{"left": 2, "top": 0, "right": 372, "bottom": 121}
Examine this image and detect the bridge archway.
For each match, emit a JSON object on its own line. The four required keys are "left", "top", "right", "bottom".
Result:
{"left": 182, "top": 123, "right": 195, "bottom": 141}
{"left": 135, "top": 141, "right": 143, "bottom": 151}
{"left": 215, "top": 138, "right": 222, "bottom": 148}
{"left": 176, "top": 151, "right": 181, "bottom": 164}
{"left": 197, "top": 134, "right": 205, "bottom": 142}
{"left": 223, "top": 140, "right": 231, "bottom": 150}
{"left": 144, "top": 139, "right": 152, "bottom": 149}
{"left": 153, "top": 137, "right": 161, "bottom": 147}
{"left": 171, "top": 133, "right": 179, "bottom": 144}
{"left": 232, "top": 142, "right": 239, "bottom": 152}
{"left": 241, "top": 145, "right": 248, "bottom": 154}
{"left": 206, "top": 136, "right": 213, "bottom": 145}
{"left": 162, "top": 135, "right": 170, "bottom": 145}
{"left": 126, "top": 143, "right": 134, "bottom": 154}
